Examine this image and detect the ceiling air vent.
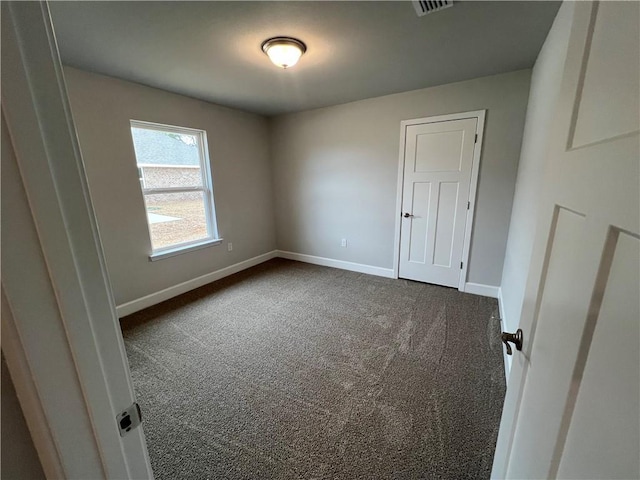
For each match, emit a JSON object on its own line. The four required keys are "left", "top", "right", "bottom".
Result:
{"left": 412, "top": 0, "right": 453, "bottom": 17}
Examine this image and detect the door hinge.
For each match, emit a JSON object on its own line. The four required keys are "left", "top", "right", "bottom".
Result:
{"left": 460, "top": 261, "right": 464, "bottom": 269}
{"left": 467, "top": 201, "right": 470, "bottom": 210}
{"left": 474, "top": 134, "right": 478, "bottom": 143}
{"left": 117, "top": 402, "right": 142, "bottom": 437}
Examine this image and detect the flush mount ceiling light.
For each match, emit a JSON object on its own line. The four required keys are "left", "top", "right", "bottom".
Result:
{"left": 261, "top": 37, "right": 307, "bottom": 69}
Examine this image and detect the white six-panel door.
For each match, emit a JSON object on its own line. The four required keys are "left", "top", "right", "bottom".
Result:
{"left": 399, "top": 117, "right": 477, "bottom": 287}
{"left": 492, "top": 2, "right": 639, "bottom": 478}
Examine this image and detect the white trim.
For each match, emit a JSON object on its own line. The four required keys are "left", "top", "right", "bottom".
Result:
{"left": 399, "top": 110, "right": 487, "bottom": 129}
{"left": 463, "top": 282, "right": 500, "bottom": 298}
{"left": 149, "top": 238, "right": 223, "bottom": 261}
{"left": 117, "top": 251, "right": 278, "bottom": 317}
{"left": 497, "top": 287, "right": 512, "bottom": 383}
{"left": 130, "top": 118, "right": 207, "bottom": 136}
{"left": 143, "top": 186, "right": 204, "bottom": 194}
{"left": 139, "top": 163, "right": 200, "bottom": 169}
{"left": 120, "top": 250, "right": 395, "bottom": 317}
{"left": 277, "top": 251, "right": 395, "bottom": 278}
{"left": 459, "top": 111, "right": 486, "bottom": 290}
{"left": 392, "top": 110, "right": 487, "bottom": 293}
{"left": 392, "top": 121, "right": 408, "bottom": 279}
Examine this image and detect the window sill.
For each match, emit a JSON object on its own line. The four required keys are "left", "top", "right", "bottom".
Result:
{"left": 149, "top": 238, "right": 223, "bottom": 262}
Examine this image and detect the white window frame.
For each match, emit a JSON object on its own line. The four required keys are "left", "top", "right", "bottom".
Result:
{"left": 130, "top": 120, "right": 221, "bottom": 260}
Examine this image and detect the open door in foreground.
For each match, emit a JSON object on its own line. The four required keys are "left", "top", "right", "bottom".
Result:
{"left": 492, "top": 2, "right": 639, "bottom": 478}
{"left": 2, "top": 2, "right": 153, "bottom": 477}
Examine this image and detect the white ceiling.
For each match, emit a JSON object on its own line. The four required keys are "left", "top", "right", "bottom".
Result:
{"left": 50, "top": 1, "right": 560, "bottom": 116}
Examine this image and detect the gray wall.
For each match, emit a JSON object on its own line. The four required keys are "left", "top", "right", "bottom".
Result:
{"left": 64, "top": 67, "right": 276, "bottom": 306}
{"left": 1, "top": 354, "right": 46, "bottom": 480}
{"left": 270, "top": 70, "right": 531, "bottom": 287}
{"left": 500, "top": 2, "right": 574, "bottom": 334}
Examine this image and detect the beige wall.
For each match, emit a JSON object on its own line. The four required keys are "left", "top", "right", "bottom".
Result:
{"left": 500, "top": 2, "right": 574, "bottom": 335}
{"left": 66, "top": 66, "right": 532, "bottom": 306}
{"left": 64, "top": 67, "right": 276, "bottom": 306}
{"left": 270, "top": 70, "right": 531, "bottom": 287}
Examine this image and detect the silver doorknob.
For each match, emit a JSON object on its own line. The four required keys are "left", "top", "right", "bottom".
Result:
{"left": 403, "top": 212, "right": 414, "bottom": 218}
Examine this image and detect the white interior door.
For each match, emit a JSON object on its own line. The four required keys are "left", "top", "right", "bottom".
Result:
{"left": 398, "top": 117, "right": 477, "bottom": 287}
{"left": 492, "top": 2, "right": 639, "bottom": 478}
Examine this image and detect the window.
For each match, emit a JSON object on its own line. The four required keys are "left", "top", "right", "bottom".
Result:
{"left": 130, "top": 120, "right": 220, "bottom": 259}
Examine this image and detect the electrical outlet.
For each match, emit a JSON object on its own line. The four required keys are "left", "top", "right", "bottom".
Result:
{"left": 341, "top": 238, "right": 347, "bottom": 247}
{"left": 227, "top": 242, "right": 233, "bottom": 252}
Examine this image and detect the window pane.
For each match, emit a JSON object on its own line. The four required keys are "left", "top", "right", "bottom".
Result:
{"left": 144, "top": 192, "right": 209, "bottom": 250}
{"left": 131, "top": 127, "right": 203, "bottom": 188}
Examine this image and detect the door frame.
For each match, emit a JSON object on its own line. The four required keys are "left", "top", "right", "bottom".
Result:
{"left": 393, "top": 110, "right": 486, "bottom": 291}
{"left": 2, "top": 1, "right": 153, "bottom": 478}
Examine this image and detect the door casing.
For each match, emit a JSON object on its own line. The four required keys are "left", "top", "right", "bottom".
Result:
{"left": 2, "top": 2, "right": 153, "bottom": 478}
{"left": 393, "top": 110, "right": 486, "bottom": 291}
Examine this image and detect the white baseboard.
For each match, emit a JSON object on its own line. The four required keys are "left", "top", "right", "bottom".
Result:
{"left": 464, "top": 282, "right": 500, "bottom": 298}
{"left": 116, "top": 250, "right": 278, "bottom": 317}
{"left": 277, "top": 250, "right": 395, "bottom": 278}
{"left": 497, "top": 287, "right": 512, "bottom": 384}
{"left": 117, "top": 249, "right": 513, "bottom": 383}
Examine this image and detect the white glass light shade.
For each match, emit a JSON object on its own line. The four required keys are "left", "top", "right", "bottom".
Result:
{"left": 261, "top": 37, "right": 307, "bottom": 69}
{"left": 265, "top": 43, "right": 302, "bottom": 68}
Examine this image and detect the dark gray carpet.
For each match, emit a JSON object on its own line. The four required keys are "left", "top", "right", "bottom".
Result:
{"left": 122, "top": 258, "right": 505, "bottom": 479}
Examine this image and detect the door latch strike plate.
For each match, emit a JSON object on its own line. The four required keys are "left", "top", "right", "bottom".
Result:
{"left": 117, "top": 402, "right": 142, "bottom": 437}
